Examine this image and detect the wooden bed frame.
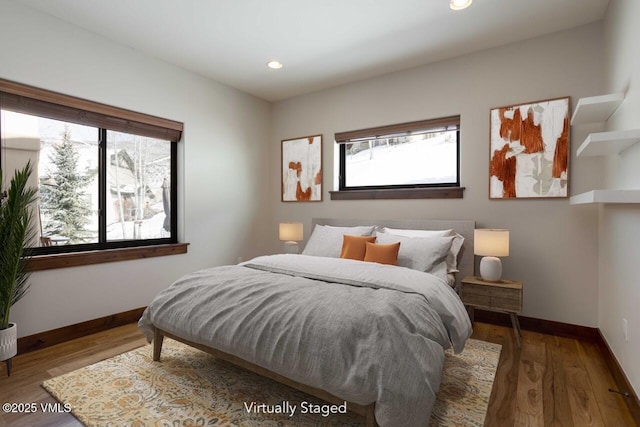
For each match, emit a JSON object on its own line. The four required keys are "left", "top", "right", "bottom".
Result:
{"left": 152, "top": 218, "right": 475, "bottom": 427}
{"left": 153, "top": 327, "right": 379, "bottom": 426}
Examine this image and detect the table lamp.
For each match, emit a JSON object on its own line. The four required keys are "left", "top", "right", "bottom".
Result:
{"left": 474, "top": 229, "right": 509, "bottom": 282}
{"left": 279, "top": 222, "right": 303, "bottom": 254}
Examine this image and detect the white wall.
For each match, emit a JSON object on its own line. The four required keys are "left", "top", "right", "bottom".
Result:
{"left": 601, "top": 0, "right": 640, "bottom": 396}
{"left": 271, "top": 23, "right": 604, "bottom": 327}
{"left": 0, "top": 0, "right": 272, "bottom": 337}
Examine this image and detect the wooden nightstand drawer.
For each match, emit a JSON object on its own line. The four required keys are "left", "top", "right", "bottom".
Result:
{"left": 461, "top": 292, "right": 522, "bottom": 312}
{"left": 461, "top": 276, "right": 523, "bottom": 313}
{"left": 461, "top": 292, "right": 491, "bottom": 307}
{"left": 462, "top": 283, "right": 520, "bottom": 300}
{"left": 490, "top": 295, "right": 521, "bottom": 312}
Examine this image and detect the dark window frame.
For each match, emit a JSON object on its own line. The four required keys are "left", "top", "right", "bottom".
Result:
{"left": 0, "top": 78, "right": 183, "bottom": 259}
{"left": 332, "top": 116, "right": 464, "bottom": 200}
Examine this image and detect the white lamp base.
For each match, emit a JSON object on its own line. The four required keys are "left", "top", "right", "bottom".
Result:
{"left": 479, "top": 256, "right": 502, "bottom": 282}
{"left": 283, "top": 241, "right": 299, "bottom": 254}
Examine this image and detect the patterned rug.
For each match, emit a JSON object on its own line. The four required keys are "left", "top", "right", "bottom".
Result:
{"left": 43, "top": 338, "right": 501, "bottom": 426}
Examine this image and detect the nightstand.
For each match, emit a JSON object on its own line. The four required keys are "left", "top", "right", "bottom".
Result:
{"left": 461, "top": 276, "right": 523, "bottom": 347}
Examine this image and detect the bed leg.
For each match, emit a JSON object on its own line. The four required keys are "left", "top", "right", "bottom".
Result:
{"left": 364, "top": 405, "right": 378, "bottom": 427}
{"left": 153, "top": 328, "right": 164, "bottom": 361}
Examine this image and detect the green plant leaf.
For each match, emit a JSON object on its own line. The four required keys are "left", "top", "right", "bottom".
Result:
{"left": 0, "top": 161, "right": 37, "bottom": 329}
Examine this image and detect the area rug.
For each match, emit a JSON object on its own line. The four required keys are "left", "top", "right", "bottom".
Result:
{"left": 43, "top": 338, "right": 501, "bottom": 426}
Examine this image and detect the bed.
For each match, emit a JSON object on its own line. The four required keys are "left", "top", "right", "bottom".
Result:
{"left": 139, "top": 218, "right": 475, "bottom": 427}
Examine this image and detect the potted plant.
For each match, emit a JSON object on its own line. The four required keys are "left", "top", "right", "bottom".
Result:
{"left": 0, "top": 161, "right": 37, "bottom": 376}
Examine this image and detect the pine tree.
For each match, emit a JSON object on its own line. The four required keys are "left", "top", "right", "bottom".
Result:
{"left": 40, "top": 126, "right": 92, "bottom": 243}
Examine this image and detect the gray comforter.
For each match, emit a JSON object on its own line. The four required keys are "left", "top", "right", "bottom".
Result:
{"left": 138, "top": 254, "right": 472, "bottom": 427}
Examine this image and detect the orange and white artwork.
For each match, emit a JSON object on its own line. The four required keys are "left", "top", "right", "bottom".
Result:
{"left": 489, "top": 97, "right": 570, "bottom": 199}
{"left": 281, "top": 134, "right": 322, "bottom": 202}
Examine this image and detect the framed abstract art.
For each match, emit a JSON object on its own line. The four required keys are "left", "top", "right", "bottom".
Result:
{"left": 281, "top": 134, "right": 322, "bottom": 202}
{"left": 489, "top": 97, "right": 570, "bottom": 199}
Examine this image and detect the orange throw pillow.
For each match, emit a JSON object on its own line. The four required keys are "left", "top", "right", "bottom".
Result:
{"left": 340, "top": 235, "right": 376, "bottom": 260}
{"left": 364, "top": 241, "right": 400, "bottom": 266}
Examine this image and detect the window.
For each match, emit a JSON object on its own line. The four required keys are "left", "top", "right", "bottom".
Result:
{"left": 333, "top": 116, "right": 463, "bottom": 200}
{"left": 0, "top": 79, "right": 183, "bottom": 260}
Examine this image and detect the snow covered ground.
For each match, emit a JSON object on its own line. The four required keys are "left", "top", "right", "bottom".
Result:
{"left": 346, "top": 134, "right": 457, "bottom": 187}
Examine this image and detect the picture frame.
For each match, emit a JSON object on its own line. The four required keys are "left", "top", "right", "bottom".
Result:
{"left": 489, "top": 97, "right": 570, "bottom": 199}
{"left": 281, "top": 134, "right": 322, "bottom": 202}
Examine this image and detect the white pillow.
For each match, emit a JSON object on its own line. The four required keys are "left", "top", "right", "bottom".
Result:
{"left": 302, "top": 224, "right": 376, "bottom": 258}
{"left": 375, "top": 232, "right": 454, "bottom": 281}
{"left": 378, "top": 227, "right": 464, "bottom": 273}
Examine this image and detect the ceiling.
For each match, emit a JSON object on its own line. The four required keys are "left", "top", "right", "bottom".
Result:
{"left": 18, "top": 0, "right": 610, "bottom": 102}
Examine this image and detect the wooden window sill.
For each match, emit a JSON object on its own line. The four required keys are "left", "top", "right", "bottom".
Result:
{"left": 26, "top": 243, "right": 189, "bottom": 271}
{"left": 329, "top": 187, "right": 465, "bottom": 200}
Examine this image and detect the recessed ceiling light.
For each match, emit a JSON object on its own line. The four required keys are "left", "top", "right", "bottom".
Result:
{"left": 267, "top": 60, "right": 283, "bottom": 69}
{"left": 450, "top": 0, "right": 472, "bottom": 10}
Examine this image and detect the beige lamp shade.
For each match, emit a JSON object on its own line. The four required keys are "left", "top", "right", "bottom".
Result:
{"left": 279, "top": 222, "right": 303, "bottom": 242}
{"left": 474, "top": 229, "right": 509, "bottom": 257}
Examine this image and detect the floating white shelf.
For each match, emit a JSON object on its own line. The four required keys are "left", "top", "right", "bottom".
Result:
{"left": 570, "top": 94, "right": 638, "bottom": 207}
{"left": 570, "top": 189, "right": 640, "bottom": 205}
{"left": 571, "top": 93, "right": 624, "bottom": 125}
{"left": 576, "top": 129, "right": 640, "bottom": 157}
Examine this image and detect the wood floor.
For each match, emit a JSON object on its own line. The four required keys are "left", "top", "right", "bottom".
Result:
{"left": 0, "top": 322, "right": 636, "bottom": 427}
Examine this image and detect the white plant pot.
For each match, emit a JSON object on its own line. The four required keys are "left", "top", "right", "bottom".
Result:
{"left": 0, "top": 323, "right": 17, "bottom": 361}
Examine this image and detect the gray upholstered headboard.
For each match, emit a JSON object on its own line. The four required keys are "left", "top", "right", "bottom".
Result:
{"left": 311, "top": 218, "right": 475, "bottom": 292}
